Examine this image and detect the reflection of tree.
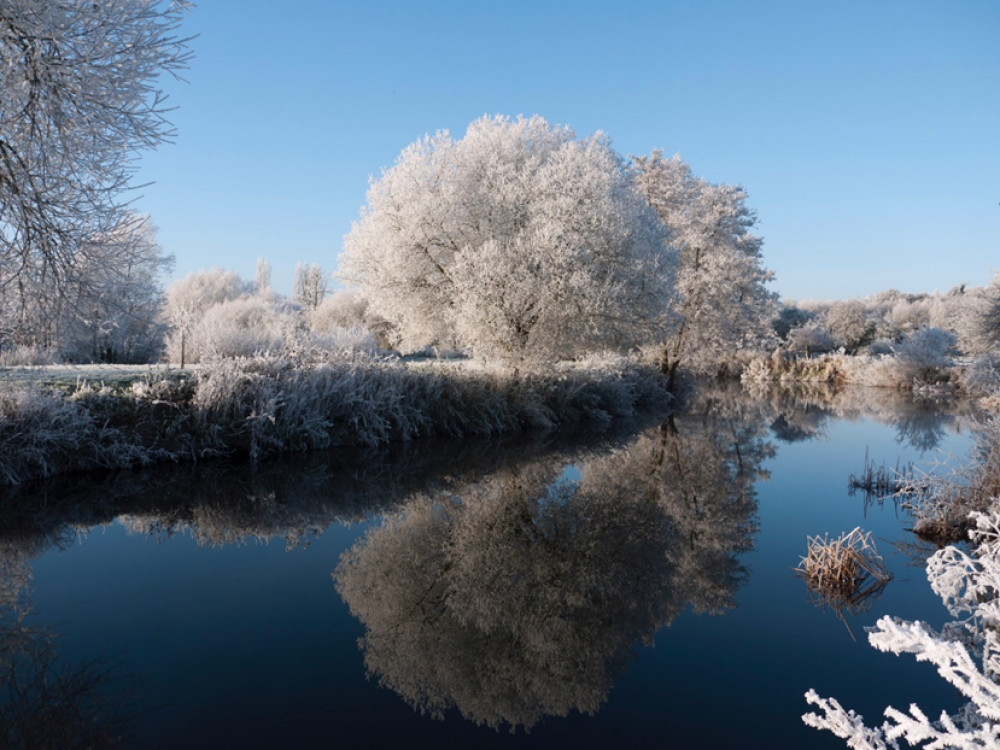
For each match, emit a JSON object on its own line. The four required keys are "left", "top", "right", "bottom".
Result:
{"left": 744, "top": 380, "right": 970, "bottom": 452}
{"left": 334, "top": 404, "right": 768, "bottom": 731}
{"left": 0, "top": 418, "right": 650, "bottom": 553}
{"left": 0, "top": 419, "right": 665, "bottom": 743}
{"left": 0, "top": 545, "right": 136, "bottom": 748}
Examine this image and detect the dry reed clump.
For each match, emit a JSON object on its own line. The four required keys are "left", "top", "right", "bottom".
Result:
{"left": 741, "top": 353, "right": 845, "bottom": 385}
{"left": 795, "top": 528, "right": 892, "bottom": 628}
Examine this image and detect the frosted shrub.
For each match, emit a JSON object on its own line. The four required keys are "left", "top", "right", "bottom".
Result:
{"left": 0, "top": 388, "right": 91, "bottom": 484}
{"left": 892, "top": 327, "right": 957, "bottom": 385}
{"left": 164, "top": 269, "right": 253, "bottom": 363}
{"left": 0, "top": 345, "right": 60, "bottom": 367}
{"left": 959, "top": 353, "right": 1000, "bottom": 399}
{"left": 804, "top": 509, "right": 1000, "bottom": 749}
{"left": 190, "top": 297, "right": 290, "bottom": 362}
{"left": 310, "top": 291, "right": 369, "bottom": 332}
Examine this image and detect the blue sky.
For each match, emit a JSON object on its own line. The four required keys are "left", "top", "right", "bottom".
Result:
{"left": 137, "top": 0, "right": 999, "bottom": 301}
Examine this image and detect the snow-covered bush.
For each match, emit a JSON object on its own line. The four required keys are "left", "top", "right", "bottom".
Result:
{"left": 960, "top": 353, "right": 1000, "bottom": 399}
{"left": 804, "top": 508, "right": 1000, "bottom": 749}
{"left": 310, "top": 292, "right": 369, "bottom": 333}
{"left": 164, "top": 269, "right": 253, "bottom": 363}
{"left": 892, "top": 327, "right": 957, "bottom": 385}
{"left": 194, "top": 297, "right": 291, "bottom": 361}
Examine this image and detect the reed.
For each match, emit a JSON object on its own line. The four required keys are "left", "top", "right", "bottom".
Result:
{"left": 795, "top": 528, "right": 892, "bottom": 637}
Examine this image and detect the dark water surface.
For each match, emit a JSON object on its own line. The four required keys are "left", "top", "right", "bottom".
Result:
{"left": 0, "top": 387, "right": 979, "bottom": 748}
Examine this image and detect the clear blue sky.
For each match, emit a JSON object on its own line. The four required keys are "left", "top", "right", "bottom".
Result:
{"left": 136, "top": 0, "right": 999, "bottom": 301}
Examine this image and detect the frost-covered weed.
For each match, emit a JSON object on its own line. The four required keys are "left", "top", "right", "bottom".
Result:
{"left": 0, "top": 356, "right": 669, "bottom": 485}
{"left": 0, "top": 345, "right": 60, "bottom": 368}
{"left": 742, "top": 330, "right": 959, "bottom": 392}
{"left": 0, "top": 388, "right": 90, "bottom": 484}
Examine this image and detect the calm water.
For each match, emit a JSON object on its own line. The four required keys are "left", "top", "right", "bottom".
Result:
{"left": 0, "top": 386, "right": 979, "bottom": 748}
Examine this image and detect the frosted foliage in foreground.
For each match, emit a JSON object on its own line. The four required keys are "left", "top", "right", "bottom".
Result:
{"left": 804, "top": 510, "right": 1000, "bottom": 748}
{"left": 632, "top": 152, "right": 778, "bottom": 377}
{"left": 341, "top": 115, "right": 674, "bottom": 360}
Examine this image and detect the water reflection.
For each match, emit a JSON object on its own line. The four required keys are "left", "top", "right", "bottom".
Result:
{"left": 0, "top": 420, "right": 661, "bottom": 745}
{"left": 744, "top": 380, "right": 971, "bottom": 451}
{"left": 1, "top": 546, "right": 137, "bottom": 748}
{"left": 0, "top": 384, "right": 978, "bottom": 742}
{"left": 333, "top": 398, "right": 770, "bottom": 730}
{"left": 0, "top": 419, "right": 653, "bottom": 553}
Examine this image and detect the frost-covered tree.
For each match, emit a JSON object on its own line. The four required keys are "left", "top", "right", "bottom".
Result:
{"left": 164, "top": 269, "right": 251, "bottom": 364}
{"left": 254, "top": 257, "right": 272, "bottom": 297}
{"left": 340, "top": 115, "right": 675, "bottom": 361}
{"left": 293, "top": 263, "right": 327, "bottom": 312}
{"left": 193, "top": 296, "right": 291, "bottom": 361}
{"left": 825, "top": 300, "right": 876, "bottom": 353}
{"left": 0, "top": 0, "right": 191, "bottom": 309}
{"left": 892, "top": 327, "right": 957, "bottom": 384}
{"left": 0, "top": 213, "right": 173, "bottom": 362}
{"left": 60, "top": 216, "right": 174, "bottom": 362}
{"left": 632, "top": 151, "right": 778, "bottom": 381}
{"left": 978, "top": 272, "right": 1000, "bottom": 351}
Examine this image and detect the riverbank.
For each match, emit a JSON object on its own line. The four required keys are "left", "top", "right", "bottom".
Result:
{"left": 0, "top": 354, "right": 671, "bottom": 487}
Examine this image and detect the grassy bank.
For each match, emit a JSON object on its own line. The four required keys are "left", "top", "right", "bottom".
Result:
{"left": 0, "top": 354, "right": 671, "bottom": 487}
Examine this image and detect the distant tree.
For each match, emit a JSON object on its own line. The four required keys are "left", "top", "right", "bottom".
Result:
{"left": 632, "top": 151, "right": 778, "bottom": 381}
{"left": 293, "top": 263, "right": 328, "bottom": 312}
{"left": 773, "top": 305, "right": 814, "bottom": 341}
{"left": 340, "top": 115, "right": 675, "bottom": 361}
{"left": 824, "top": 300, "right": 875, "bottom": 353}
{"left": 254, "top": 258, "right": 272, "bottom": 296}
{"left": 0, "top": 214, "right": 173, "bottom": 362}
{"left": 164, "top": 269, "right": 251, "bottom": 365}
{"left": 0, "top": 0, "right": 192, "bottom": 318}
{"left": 980, "top": 272, "right": 1000, "bottom": 350}
{"left": 62, "top": 216, "right": 175, "bottom": 362}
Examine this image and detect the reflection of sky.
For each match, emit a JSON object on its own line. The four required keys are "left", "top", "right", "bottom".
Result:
{"left": 17, "top": 413, "right": 973, "bottom": 749}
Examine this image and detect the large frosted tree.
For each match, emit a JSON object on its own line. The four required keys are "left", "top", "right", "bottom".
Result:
{"left": 632, "top": 152, "right": 778, "bottom": 381}
{"left": 0, "top": 0, "right": 191, "bottom": 324}
{"left": 340, "top": 115, "right": 676, "bottom": 361}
